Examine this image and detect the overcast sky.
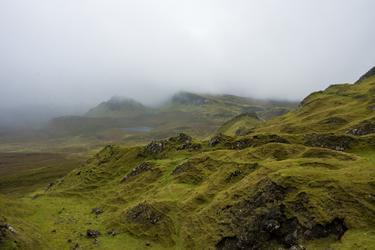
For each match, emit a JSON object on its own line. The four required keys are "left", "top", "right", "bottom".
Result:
{"left": 0, "top": 0, "right": 374, "bottom": 108}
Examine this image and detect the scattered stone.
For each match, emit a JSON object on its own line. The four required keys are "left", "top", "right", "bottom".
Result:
{"left": 126, "top": 203, "right": 163, "bottom": 225}
{"left": 86, "top": 230, "right": 100, "bottom": 238}
{"left": 91, "top": 207, "right": 103, "bottom": 215}
{"left": 121, "top": 162, "right": 153, "bottom": 182}
{"left": 263, "top": 219, "right": 281, "bottom": 233}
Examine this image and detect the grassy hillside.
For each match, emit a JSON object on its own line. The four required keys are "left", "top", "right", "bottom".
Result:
{"left": 0, "top": 69, "right": 374, "bottom": 249}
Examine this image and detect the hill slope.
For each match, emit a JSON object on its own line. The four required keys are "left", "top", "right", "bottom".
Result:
{"left": 1, "top": 69, "right": 374, "bottom": 249}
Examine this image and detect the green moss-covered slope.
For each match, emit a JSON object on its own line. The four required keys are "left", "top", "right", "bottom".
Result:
{"left": 1, "top": 69, "right": 374, "bottom": 249}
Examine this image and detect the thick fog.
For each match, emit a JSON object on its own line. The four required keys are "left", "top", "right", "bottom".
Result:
{"left": 1, "top": 0, "right": 374, "bottom": 110}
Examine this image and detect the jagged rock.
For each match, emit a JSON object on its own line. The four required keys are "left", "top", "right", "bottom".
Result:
{"left": 91, "top": 207, "right": 103, "bottom": 215}
{"left": 139, "top": 141, "right": 167, "bottom": 156}
{"left": 86, "top": 229, "right": 100, "bottom": 238}
{"left": 168, "top": 133, "right": 192, "bottom": 144}
{"left": 347, "top": 120, "right": 375, "bottom": 136}
{"left": 121, "top": 162, "right": 153, "bottom": 182}
{"left": 216, "top": 179, "right": 348, "bottom": 249}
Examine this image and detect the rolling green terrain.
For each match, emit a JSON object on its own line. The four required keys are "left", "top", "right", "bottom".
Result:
{"left": 0, "top": 68, "right": 374, "bottom": 249}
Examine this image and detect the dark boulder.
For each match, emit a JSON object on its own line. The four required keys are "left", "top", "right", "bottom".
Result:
{"left": 91, "top": 207, "right": 103, "bottom": 215}
{"left": 121, "top": 162, "right": 153, "bottom": 182}
{"left": 86, "top": 229, "right": 100, "bottom": 238}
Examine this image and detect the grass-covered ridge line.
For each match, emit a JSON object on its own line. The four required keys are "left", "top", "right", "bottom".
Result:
{"left": 0, "top": 69, "right": 374, "bottom": 249}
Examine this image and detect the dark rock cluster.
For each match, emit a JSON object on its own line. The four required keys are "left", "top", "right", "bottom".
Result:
{"left": 91, "top": 207, "right": 103, "bottom": 216}
{"left": 209, "top": 134, "right": 289, "bottom": 150}
{"left": 347, "top": 120, "right": 375, "bottom": 136}
{"left": 121, "top": 162, "right": 153, "bottom": 182}
{"left": 216, "top": 179, "right": 347, "bottom": 250}
{"left": 126, "top": 203, "right": 163, "bottom": 225}
{"left": 139, "top": 133, "right": 198, "bottom": 157}
{"left": 139, "top": 141, "right": 167, "bottom": 157}
{"left": 86, "top": 229, "right": 100, "bottom": 238}
{"left": 304, "top": 133, "right": 356, "bottom": 151}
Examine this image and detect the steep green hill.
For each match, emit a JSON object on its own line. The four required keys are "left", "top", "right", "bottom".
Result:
{"left": 86, "top": 96, "right": 153, "bottom": 118}
{"left": 217, "top": 113, "right": 261, "bottom": 136}
{"left": 1, "top": 69, "right": 374, "bottom": 249}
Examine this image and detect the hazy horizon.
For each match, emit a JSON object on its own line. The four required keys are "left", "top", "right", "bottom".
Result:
{"left": 1, "top": 0, "right": 374, "bottom": 109}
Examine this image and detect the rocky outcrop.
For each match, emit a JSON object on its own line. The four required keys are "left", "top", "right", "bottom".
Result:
{"left": 347, "top": 120, "right": 375, "bottom": 136}
{"left": 139, "top": 141, "right": 167, "bottom": 157}
{"left": 121, "top": 162, "right": 154, "bottom": 182}
{"left": 139, "top": 133, "right": 197, "bottom": 157}
{"left": 86, "top": 229, "right": 100, "bottom": 238}
{"left": 304, "top": 133, "right": 356, "bottom": 151}
{"left": 216, "top": 179, "right": 347, "bottom": 250}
